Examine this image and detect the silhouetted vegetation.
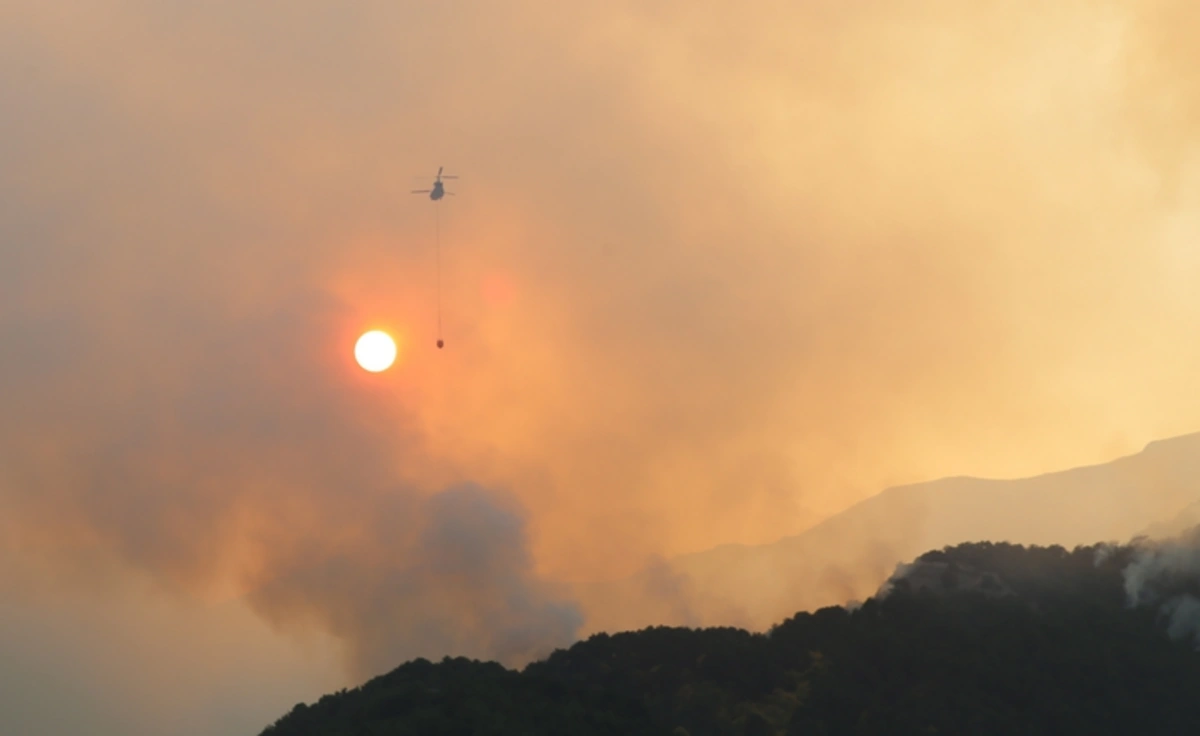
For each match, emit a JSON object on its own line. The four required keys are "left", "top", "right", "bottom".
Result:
{"left": 260, "top": 540, "right": 1200, "bottom": 735}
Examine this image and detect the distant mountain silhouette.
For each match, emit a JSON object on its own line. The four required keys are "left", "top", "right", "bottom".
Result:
{"left": 576, "top": 431, "right": 1200, "bottom": 634}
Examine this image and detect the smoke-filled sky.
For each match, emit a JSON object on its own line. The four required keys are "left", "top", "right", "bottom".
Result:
{"left": 3, "top": 0, "right": 1200, "bottom": 732}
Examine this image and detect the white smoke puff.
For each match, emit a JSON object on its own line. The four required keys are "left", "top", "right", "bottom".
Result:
{"left": 1122, "top": 527, "right": 1200, "bottom": 608}
{"left": 873, "top": 562, "right": 916, "bottom": 600}
{"left": 1093, "top": 542, "right": 1117, "bottom": 567}
{"left": 1161, "top": 595, "right": 1200, "bottom": 649}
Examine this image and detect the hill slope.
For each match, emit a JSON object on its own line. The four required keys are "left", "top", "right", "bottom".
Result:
{"left": 576, "top": 432, "right": 1200, "bottom": 633}
{"left": 260, "top": 533, "right": 1200, "bottom": 736}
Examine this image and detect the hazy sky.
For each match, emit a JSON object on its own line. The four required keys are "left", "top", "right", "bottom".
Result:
{"left": 3, "top": 0, "right": 1200, "bottom": 733}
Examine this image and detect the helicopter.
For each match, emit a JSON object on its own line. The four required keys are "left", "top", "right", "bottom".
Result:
{"left": 410, "top": 166, "right": 458, "bottom": 201}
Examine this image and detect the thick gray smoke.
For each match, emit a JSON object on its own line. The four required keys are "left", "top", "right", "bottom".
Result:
{"left": 247, "top": 483, "right": 584, "bottom": 678}
{"left": 0, "top": 286, "right": 582, "bottom": 680}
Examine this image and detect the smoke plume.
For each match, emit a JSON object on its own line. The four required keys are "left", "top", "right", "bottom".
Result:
{"left": 1121, "top": 527, "right": 1200, "bottom": 648}
{"left": 247, "top": 483, "right": 583, "bottom": 678}
{"left": 4, "top": 0, "right": 1200, "bottom": 711}
{"left": 0, "top": 288, "right": 580, "bottom": 679}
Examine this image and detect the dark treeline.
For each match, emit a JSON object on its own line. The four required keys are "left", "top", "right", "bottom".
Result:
{"left": 260, "top": 539, "right": 1200, "bottom": 735}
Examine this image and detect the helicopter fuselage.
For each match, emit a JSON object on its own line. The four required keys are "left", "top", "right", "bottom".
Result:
{"left": 429, "top": 181, "right": 445, "bottom": 200}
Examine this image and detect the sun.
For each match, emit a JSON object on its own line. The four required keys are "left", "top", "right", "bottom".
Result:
{"left": 354, "top": 330, "right": 397, "bottom": 372}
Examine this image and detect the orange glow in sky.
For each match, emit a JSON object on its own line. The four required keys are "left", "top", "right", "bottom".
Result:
{"left": 5, "top": 1, "right": 1200, "bottom": 731}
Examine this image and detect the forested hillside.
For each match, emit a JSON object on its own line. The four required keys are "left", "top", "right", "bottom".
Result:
{"left": 260, "top": 537, "right": 1200, "bottom": 735}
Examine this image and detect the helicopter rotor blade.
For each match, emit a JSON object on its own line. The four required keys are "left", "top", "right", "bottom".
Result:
{"left": 410, "top": 189, "right": 431, "bottom": 194}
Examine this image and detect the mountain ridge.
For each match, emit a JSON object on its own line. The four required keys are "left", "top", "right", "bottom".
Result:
{"left": 574, "top": 430, "right": 1200, "bottom": 634}
{"left": 260, "top": 534, "right": 1200, "bottom": 736}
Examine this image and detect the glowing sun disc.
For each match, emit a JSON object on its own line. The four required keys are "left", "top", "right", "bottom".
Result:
{"left": 354, "top": 330, "right": 396, "bottom": 372}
